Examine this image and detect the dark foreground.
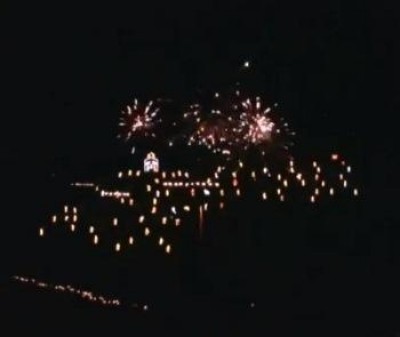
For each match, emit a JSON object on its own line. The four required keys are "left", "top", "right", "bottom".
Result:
{"left": 1, "top": 166, "right": 399, "bottom": 336}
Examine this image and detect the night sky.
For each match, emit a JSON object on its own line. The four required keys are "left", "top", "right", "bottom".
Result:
{"left": 1, "top": 2, "right": 400, "bottom": 334}
{"left": 1, "top": 1, "right": 398, "bottom": 200}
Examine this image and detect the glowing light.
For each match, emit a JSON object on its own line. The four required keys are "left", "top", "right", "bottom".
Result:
{"left": 144, "top": 227, "right": 150, "bottom": 236}
{"left": 165, "top": 244, "right": 171, "bottom": 254}
{"left": 183, "top": 205, "right": 191, "bottom": 212}
{"left": 331, "top": 153, "right": 339, "bottom": 160}
{"left": 51, "top": 215, "right": 57, "bottom": 223}
{"left": 353, "top": 188, "right": 359, "bottom": 196}
{"left": 93, "top": 235, "right": 99, "bottom": 245}
{"left": 262, "top": 192, "right": 268, "bottom": 200}
{"left": 162, "top": 217, "right": 167, "bottom": 225}
{"left": 329, "top": 188, "right": 335, "bottom": 196}
{"left": 139, "top": 215, "right": 145, "bottom": 224}
{"left": 70, "top": 224, "right": 76, "bottom": 232}
{"left": 158, "top": 237, "right": 164, "bottom": 246}
{"left": 115, "top": 243, "right": 121, "bottom": 252}
{"left": 203, "top": 189, "right": 211, "bottom": 196}
{"left": 129, "top": 236, "right": 134, "bottom": 245}
{"left": 113, "top": 218, "right": 118, "bottom": 226}
{"left": 39, "top": 228, "right": 44, "bottom": 237}
{"left": 347, "top": 166, "right": 352, "bottom": 173}
{"left": 89, "top": 226, "right": 95, "bottom": 234}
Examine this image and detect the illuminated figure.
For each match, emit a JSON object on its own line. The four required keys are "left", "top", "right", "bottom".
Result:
{"left": 143, "top": 152, "right": 159, "bottom": 173}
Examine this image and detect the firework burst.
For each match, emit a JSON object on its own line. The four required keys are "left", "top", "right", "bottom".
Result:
{"left": 118, "top": 99, "right": 160, "bottom": 141}
{"left": 238, "top": 97, "right": 293, "bottom": 152}
{"left": 185, "top": 97, "right": 239, "bottom": 155}
{"left": 184, "top": 94, "right": 293, "bottom": 158}
{"left": 239, "top": 97, "right": 275, "bottom": 144}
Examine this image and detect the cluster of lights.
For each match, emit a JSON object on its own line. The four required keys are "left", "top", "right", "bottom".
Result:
{"left": 40, "top": 153, "right": 360, "bottom": 257}
{"left": 13, "top": 275, "right": 152, "bottom": 312}
{"left": 13, "top": 276, "right": 122, "bottom": 307}
{"left": 71, "top": 182, "right": 96, "bottom": 188}
{"left": 100, "top": 190, "right": 131, "bottom": 198}
{"left": 162, "top": 181, "right": 220, "bottom": 188}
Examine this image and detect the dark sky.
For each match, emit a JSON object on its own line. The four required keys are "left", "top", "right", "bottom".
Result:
{"left": 1, "top": 1, "right": 397, "bottom": 175}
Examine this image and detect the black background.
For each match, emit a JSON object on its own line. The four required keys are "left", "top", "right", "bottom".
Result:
{"left": 1, "top": 1, "right": 399, "bottom": 335}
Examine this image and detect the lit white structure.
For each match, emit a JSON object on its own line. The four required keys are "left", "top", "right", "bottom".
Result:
{"left": 143, "top": 152, "right": 159, "bottom": 173}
